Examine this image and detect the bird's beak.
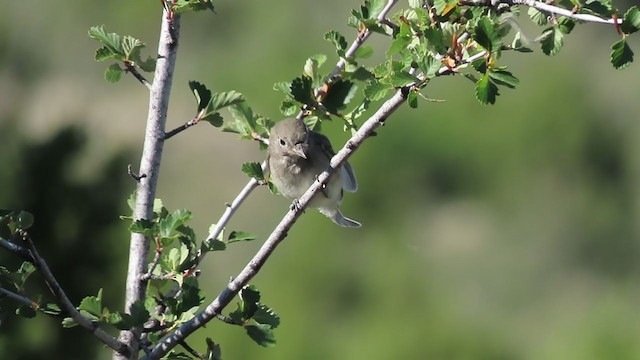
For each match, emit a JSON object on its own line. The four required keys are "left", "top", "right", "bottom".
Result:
{"left": 292, "top": 143, "right": 308, "bottom": 159}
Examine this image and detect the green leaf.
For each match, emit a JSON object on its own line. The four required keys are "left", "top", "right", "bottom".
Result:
{"left": 389, "top": 71, "right": 419, "bottom": 87}
{"left": 290, "top": 76, "right": 315, "bottom": 106}
{"left": 78, "top": 289, "right": 103, "bottom": 318}
{"left": 202, "top": 113, "right": 223, "bottom": 127}
{"left": 129, "top": 219, "right": 156, "bottom": 238}
{"left": 245, "top": 324, "right": 276, "bottom": 347}
{"left": 253, "top": 305, "right": 280, "bottom": 328}
{"left": 611, "top": 39, "right": 634, "bottom": 69}
{"left": 170, "top": 0, "right": 215, "bottom": 13}
{"left": 303, "top": 54, "right": 327, "bottom": 86}
{"left": 273, "top": 82, "right": 292, "bottom": 96}
{"left": 325, "top": 31, "right": 348, "bottom": 57}
{"left": 210, "top": 91, "right": 245, "bottom": 112}
{"left": 354, "top": 45, "right": 374, "bottom": 59}
{"left": 16, "top": 211, "right": 34, "bottom": 230}
{"left": 488, "top": 69, "right": 519, "bottom": 89}
{"left": 62, "top": 317, "right": 78, "bottom": 328}
{"left": 527, "top": 7, "right": 547, "bottom": 26}
{"left": 474, "top": 18, "right": 501, "bottom": 53}
{"left": 224, "top": 102, "right": 255, "bottom": 135}
{"left": 39, "top": 303, "right": 62, "bottom": 316}
{"left": 540, "top": 27, "right": 563, "bottom": 56}
{"left": 323, "top": 80, "right": 357, "bottom": 115}
{"left": 189, "top": 81, "right": 212, "bottom": 113}
{"left": 227, "top": 231, "right": 257, "bottom": 243}
{"left": 239, "top": 286, "right": 260, "bottom": 318}
{"left": 158, "top": 209, "right": 192, "bottom": 241}
{"left": 88, "top": 25, "right": 124, "bottom": 59}
{"left": 584, "top": 0, "right": 613, "bottom": 17}
{"left": 241, "top": 162, "right": 264, "bottom": 181}
{"left": 387, "top": 22, "right": 413, "bottom": 56}
{"left": 511, "top": 32, "right": 533, "bottom": 53}
{"left": 206, "top": 338, "right": 222, "bottom": 360}
{"left": 419, "top": 54, "right": 443, "bottom": 79}
{"left": 621, "top": 6, "right": 640, "bottom": 34}
{"left": 201, "top": 238, "right": 226, "bottom": 252}
{"left": 557, "top": 17, "right": 576, "bottom": 34}
{"left": 407, "top": 90, "right": 418, "bottom": 108}
{"left": 364, "top": 82, "right": 390, "bottom": 101}
{"left": 475, "top": 72, "right": 499, "bottom": 105}
{"left": 129, "top": 300, "right": 150, "bottom": 327}
{"left": 105, "top": 64, "right": 123, "bottom": 83}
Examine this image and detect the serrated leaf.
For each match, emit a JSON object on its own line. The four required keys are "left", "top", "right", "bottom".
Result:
{"left": 78, "top": 289, "right": 103, "bottom": 318}
{"left": 279, "top": 98, "right": 299, "bottom": 116}
{"left": 202, "top": 112, "right": 223, "bottom": 127}
{"left": 227, "top": 231, "right": 256, "bottom": 243}
{"left": 387, "top": 23, "right": 413, "bottom": 56}
{"left": 584, "top": 0, "right": 613, "bottom": 17}
{"left": 389, "top": 71, "right": 419, "bottom": 87}
{"left": 241, "top": 162, "right": 264, "bottom": 181}
{"left": 611, "top": 39, "right": 634, "bottom": 69}
{"left": 158, "top": 209, "right": 192, "bottom": 241}
{"left": 325, "top": 31, "right": 348, "bottom": 57}
{"left": 364, "top": 82, "right": 390, "bottom": 101}
{"left": 267, "top": 180, "right": 280, "bottom": 195}
{"left": 273, "top": 82, "right": 292, "bottom": 96}
{"left": 474, "top": 18, "right": 501, "bottom": 53}
{"left": 105, "top": 64, "right": 123, "bottom": 83}
{"left": 527, "top": 7, "right": 547, "bottom": 26}
{"left": 239, "top": 286, "right": 260, "bottom": 318}
{"left": 189, "top": 81, "right": 212, "bottom": 113}
{"left": 621, "top": 6, "right": 640, "bottom": 34}
{"left": 245, "top": 324, "right": 276, "bottom": 347}
{"left": 290, "top": 76, "right": 315, "bottom": 106}
{"left": 540, "top": 28, "right": 563, "bottom": 56}
{"left": 129, "top": 219, "right": 156, "bottom": 238}
{"left": 323, "top": 80, "right": 357, "bottom": 114}
{"left": 210, "top": 91, "right": 245, "bottom": 112}
{"left": 253, "top": 305, "right": 280, "bottom": 328}
{"left": 206, "top": 338, "right": 222, "bottom": 360}
{"left": 475, "top": 72, "right": 499, "bottom": 105}
{"left": 201, "top": 238, "right": 226, "bottom": 252}
{"left": 489, "top": 69, "right": 519, "bottom": 89}
{"left": 224, "top": 102, "right": 255, "bottom": 135}
{"left": 557, "top": 17, "right": 576, "bottom": 34}
{"left": 88, "top": 25, "right": 123, "bottom": 58}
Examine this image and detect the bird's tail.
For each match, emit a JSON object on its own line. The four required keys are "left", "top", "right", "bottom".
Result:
{"left": 320, "top": 208, "right": 362, "bottom": 228}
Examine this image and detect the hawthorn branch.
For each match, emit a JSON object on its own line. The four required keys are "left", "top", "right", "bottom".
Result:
{"left": 143, "top": 85, "right": 410, "bottom": 360}
{"left": 124, "top": 61, "right": 152, "bottom": 90}
{"left": 461, "top": 0, "right": 623, "bottom": 25}
{"left": 20, "top": 232, "right": 129, "bottom": 355}
{"left": 0, "top": 237, "right": 33, "bottom": 262}
{"left": 0, "top": 286, "right": 36, "bottom": 308}
{"left": 118, "top": 8, "right": 181, "bottom": 360}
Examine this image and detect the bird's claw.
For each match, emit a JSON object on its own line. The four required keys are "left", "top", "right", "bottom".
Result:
{"left": 290, "top": 199, "right": 304, "bottom": 212}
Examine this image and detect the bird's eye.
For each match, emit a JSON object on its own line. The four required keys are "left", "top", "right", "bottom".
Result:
{"left": 279, "top": 138, "right": 286, "bottom": 146}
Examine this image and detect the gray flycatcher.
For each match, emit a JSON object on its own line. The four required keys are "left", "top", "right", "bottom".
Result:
{"left": 267, "top": 117, "right": 361, "bottom": 228}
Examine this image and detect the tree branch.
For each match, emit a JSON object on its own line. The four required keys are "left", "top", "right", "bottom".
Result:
{"left": 0, "top": 286, "right": 37, "bottom": 308}
{"left": 118, "top": 8, "right": 181, "bottom": 360}
{"left": 0, "top": 237, "right": 33, "bottom": 262}
{"left": 143, "top": 84, "right": 410, "bottom": 360}
{"left": 124, "top": 61, "right": 152, "bottom": 90}
{"left": 20, "top": 232, "right": 129, "bottom": 355}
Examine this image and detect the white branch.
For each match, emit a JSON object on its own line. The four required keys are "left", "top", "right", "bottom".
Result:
{"left": 511, "top": 0, "right": 620, "bottom": 25}
{"left": 117, "top": 9, "right": 181, "bottom": 360}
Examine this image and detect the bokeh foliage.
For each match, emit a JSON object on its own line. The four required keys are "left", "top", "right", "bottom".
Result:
{"left": 1, "top": 0, "right": 640, "bottom": 359}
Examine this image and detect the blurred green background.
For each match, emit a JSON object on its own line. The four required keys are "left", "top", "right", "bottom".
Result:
{"left": 2, "top": 1, "right": 640, "bottom": 359}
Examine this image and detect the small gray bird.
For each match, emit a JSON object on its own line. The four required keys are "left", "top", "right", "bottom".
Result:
{"left": 267, "top": 118, "right": 361, "bottom": 227}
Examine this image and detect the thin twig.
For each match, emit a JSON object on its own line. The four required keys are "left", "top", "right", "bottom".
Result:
{"left": 164, "top": 117, "right": 200, "bottom": 140}
{"left": 180, "top": 341, "right": 205, "bottom": 360}
{"left": 0, "top": 237, "right": 33, "bottom": 262}
{"left": 124, "top": 61, "right": 153, "bottom": 90}
{"left": 0, "top": 286, "right": 36, "bottom": 308}
{"left": 21, "top": 231, "right": 129, "bottom": 355}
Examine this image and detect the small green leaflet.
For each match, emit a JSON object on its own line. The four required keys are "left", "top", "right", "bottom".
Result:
{"left": 475, "top": 72, "right": 499, "bottom": 105}
{"left": 611, "top": 39, "right": 634, "bottom": 69}
{"left": 325, "top": 31, "right": 348, "bottom": 58}
{"left": 241, "top": 162, "right": 264, "bottom": 181}
{"left": 621, "top": 6, "right": 640, "bottom": 35}
{"left": 540, "top": 27, "right": 564, "bottom": 56}
{"left": 227, "top": 231, "right": 257, "bottom": 243}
